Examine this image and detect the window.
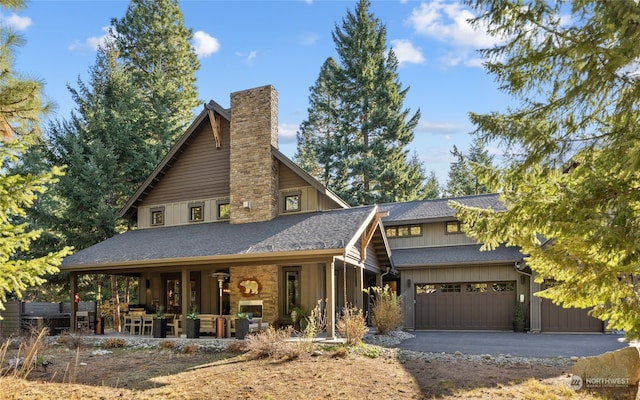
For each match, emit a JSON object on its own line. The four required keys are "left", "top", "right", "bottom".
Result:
{"left": 466, "top": 283, "right": 488, "bottom": 293}
{"left": 385, "top": 224, "right": 422, "bottom": 238}
{"left": 283, "top": 267, "right": 301, "bottom": 317}
{"left": 416, "top": 284, "right": 436, "bottom": 294}
{"left": 440, "top": 284, "right": 461, "bottom": 292}
{"left": 492, "top": 282, "right": 515, "bottom": 292}
{"left": 283, "top": 191, "right": 301, "bottom": 212}
{"left": 217, "top": 201, "right": 230, "bottom": 220}
{"left": 446, "top": 221, "right": 463, "bottom": 234}
{"left": 151, "top": 207, "right": 164, "bottom": 226}
{"left": 189, "top": 202, "right": 204, "bottom": 222}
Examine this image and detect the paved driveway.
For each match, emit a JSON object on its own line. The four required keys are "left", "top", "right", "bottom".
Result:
{"left": 395, "top": 331, "right": 631, "bottom": 358}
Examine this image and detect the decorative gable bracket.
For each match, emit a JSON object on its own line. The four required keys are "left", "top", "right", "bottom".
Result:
{"left": 361, "top": 211, "right": 389, "bottom": 261}
{"left": 204, "top": 103, "right": 222, "bottom": 149}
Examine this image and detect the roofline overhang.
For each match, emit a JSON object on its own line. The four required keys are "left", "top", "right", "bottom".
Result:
{"left": 60, "top": 248, "right": 343, "bottom": 274}
{"left": 395, "top": 258, "right": 524, "bottom": 269}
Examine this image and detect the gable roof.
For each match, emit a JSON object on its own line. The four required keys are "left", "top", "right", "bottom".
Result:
{"left": 119, "top": 100, "right": 230, "bottom": 220}
{"left": 380, "top": 193, "right": 504, "bottom": 224}
{"left": 62, "top": 205, "right": 391, "bottom": 272}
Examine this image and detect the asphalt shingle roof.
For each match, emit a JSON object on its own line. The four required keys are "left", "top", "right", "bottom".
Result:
{"left": 392, "top": 244, "right": 523, "bottom": 267}
{"left": 62, "top": 206, "right": 376, "bottom": 267}
{"left": 380, "top": 193, "right": 504, "bottom": 224}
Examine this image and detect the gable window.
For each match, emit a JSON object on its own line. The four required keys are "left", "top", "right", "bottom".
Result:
{"left": 217, "top": 201, "right": 230, "bottom": 220}
{"left": 446, "top": 221, "right": 463, "bottom": 234}
{"left": 151, "top": 207, "right": 165, "bottom": 226}
{"left": 189, "top": 202, "right": 204, "bottom": 222}
{"left": 283, "top": 191, "right": 301, "bottom": 212}
{"left": 385, "top": 224, "right": 422, "bottom": 238}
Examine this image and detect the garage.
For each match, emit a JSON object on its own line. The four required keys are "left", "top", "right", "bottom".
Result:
{"left": 541, "top": 298, "right": 603, "bottom": 332}
{"left": 415, "top": 281, "right": 516, "bottom": 330}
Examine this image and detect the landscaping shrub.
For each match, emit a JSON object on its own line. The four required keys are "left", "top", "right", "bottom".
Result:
{"left": 159, "top": 340, "right": 176, "bottom": 350}
{"left": 104, "top": 338, "right": 126, "bottom": 349}
{"left": 55, "top": 331, "right": 83, "bottom": 350}
{"left": 336, "top": 305, "right": 367, "bottom": 345}
{"left": 182, "top": 344, "right": 197, "bottom": 354}
{"left": 244, "top": 326, "right": 299, "bottom": 360}
{"left": 366, "top": 285, "right": 403, "bottom": 335}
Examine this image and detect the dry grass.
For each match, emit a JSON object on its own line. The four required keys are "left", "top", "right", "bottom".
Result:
{"left": 0, "top": 332, "right": 635, "bottom": 399}
{"left": 336, "top": 305, "right": 368, "bottom": 345}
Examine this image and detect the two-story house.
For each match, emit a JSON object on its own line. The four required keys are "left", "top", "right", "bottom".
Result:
{"left": 60, "top": 85, "right": 603, "bottom": 335}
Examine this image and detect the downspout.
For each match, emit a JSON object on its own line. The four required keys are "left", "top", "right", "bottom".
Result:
{"left": 380, "top": 266, "right": 390, "bottom": 288}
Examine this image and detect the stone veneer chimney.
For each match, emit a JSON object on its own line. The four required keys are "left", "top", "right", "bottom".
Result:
{"left": 229, "top": 85, "right": 279, "bottom": 224}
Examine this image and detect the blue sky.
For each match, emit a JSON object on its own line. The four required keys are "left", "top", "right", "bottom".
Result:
{"left": 5, "top": 0, "right": 511, "bottom": 185}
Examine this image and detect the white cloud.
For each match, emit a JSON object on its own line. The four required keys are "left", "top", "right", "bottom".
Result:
{"left": 193, "top": 30, "right": 220, "bottom": 59}
{"left": 278, "top": 123, "right": 298, "bottom": 143}
{"left": 247, "top": 50, "right": 257, "bottom": 62}
{"left": 416, "top": 120, "right": 471, "bottom": 135}
{"left": 68, "top": 26, "right": 111, "bottom": 52}
{"left": 299, "top": 34, "right": 319, "bottom": 46}
{"left": 1, "top": 12, "right": 31, "bottom": 31}
{"left": 407, "top": 1, "right": 502, "bottom": 67}
{"left": 391, "top": 39, "right": 425, "bottom": 65}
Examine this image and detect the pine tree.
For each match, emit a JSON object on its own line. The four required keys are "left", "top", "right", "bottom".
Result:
{"left": 452, "top": 0, "right": 640, "bottom": 339}
{"left": 446, "top": 138, "right": 493, "bottom": 197}
{"left": 0, "top": 0, "right": 71, "bottom": 312}
{"left": 298, "top": 0, "right": 425, "bottom": 205}
{"left": 111, "top": 0, "right": 200, "bottom": 155}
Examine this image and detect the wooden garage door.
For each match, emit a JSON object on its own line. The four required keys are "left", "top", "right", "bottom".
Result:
{"left": 415, "top": 282, "right": 516, "bottom": 330}
{"left": 541, "top": 299, "right": 603, "bottom": 332}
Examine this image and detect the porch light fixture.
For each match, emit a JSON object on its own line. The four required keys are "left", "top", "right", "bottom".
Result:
{"left": 242, "top": 201, "right": 251, "bottom": 209}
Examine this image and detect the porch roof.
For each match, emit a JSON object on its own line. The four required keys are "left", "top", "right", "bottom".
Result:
{"left": 61, "top": 205, "right": 389, "bottom": 272}
{"left": 392, "top": 244, "right": 523, "bottom": 268}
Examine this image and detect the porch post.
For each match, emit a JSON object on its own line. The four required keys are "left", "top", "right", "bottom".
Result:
{"left": 70, "top": 272, "right": 77, "bottom": 332}
{"left": 354, "top": 266, "right": 363, "bottom": 309}
{"left": 325, "top": 259, "right": 336, "bottom": 339}
{"left": 181, "top": 268, "right": 189, "bottom": 336}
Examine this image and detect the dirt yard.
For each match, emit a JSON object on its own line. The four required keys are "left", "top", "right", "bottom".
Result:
{"left": 1, "top": 337, "right": 635, "bottom": 400}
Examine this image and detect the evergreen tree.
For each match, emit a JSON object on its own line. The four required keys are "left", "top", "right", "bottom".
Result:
{"left": 446, "top": 137, "right": 493, "bottom": 197}
{"left": 452, "top": 0, "right": 640, "bottom": 339}
{"left": 111, "top": 0, "right": 200, "bottom": 155}
{"left": 0, "top": 0, "right": 71, "bottom": 311}
{"left": 423, "top": 171, "right": 441, "bottom": 199}
{"left": 298, "top": 0, "right": 425, "bottom": 205}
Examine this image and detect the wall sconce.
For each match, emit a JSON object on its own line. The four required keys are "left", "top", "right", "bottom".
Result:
{"left": 519, "top": 294, "right": 525, "bottom": 303}
{"left": 242, "top": 200, "right": 251, "bottom": 209}
{"left": 406, "top": 278, "right": 412, "bottom": 288}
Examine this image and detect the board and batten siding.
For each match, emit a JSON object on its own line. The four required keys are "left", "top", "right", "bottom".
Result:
{"left": 141, "top": 120, "right": 231, "bottom": 207}
{"left": 138, "top": 198, "right": 229, "bottom": 227}
{"left": 387, "top": 222, "right": 477, "bottom": 249}
{"left": 400, "top": 264, "right": 522, "bottom": 330}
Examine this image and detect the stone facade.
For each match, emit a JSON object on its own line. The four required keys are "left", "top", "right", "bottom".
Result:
{"left": 229, "top": 85, "right": 279, "bottom": 224}
{"left": 229, "top": 265, "right": 278, "bottom": 324}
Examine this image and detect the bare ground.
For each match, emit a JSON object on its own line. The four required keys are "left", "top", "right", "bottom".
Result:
{"left": 1, "top": 340, "right": 635, "bottom": 400}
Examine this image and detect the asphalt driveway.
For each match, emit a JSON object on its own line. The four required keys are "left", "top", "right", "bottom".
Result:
{"left": 395, "top": 331, "right": 631, "bottom": 358}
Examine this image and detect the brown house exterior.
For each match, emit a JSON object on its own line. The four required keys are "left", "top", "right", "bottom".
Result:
{"left": 61, "top": 85, "right": 392, "bottom": 338}
{"left": 59, "top": 85, "right": 603, "bottom": 335}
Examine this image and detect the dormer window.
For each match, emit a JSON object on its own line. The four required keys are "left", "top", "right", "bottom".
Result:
{"left": 151, "top": 207, "right": 165, "bottom": 226}
{"left": 189, "top": 202, "right": 204, "bottom": 222}
{"left": 283, "top": 191, "right": 301, "bottom": 212}
{"left": 385, "top": 224, "right": 422, "bottom": 238}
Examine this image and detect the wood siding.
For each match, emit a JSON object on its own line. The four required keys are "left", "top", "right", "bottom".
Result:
{"left": 279, "top": 164, "right": 308, "bottom": 189}
{"left": 387, "top": 222, "right": 477, "bottom": 249}
{"left": 138, "top": 197, "right": 229, "bottom": 227}
{"left": 141, "top": 119, "right": 231, "bottom": 209}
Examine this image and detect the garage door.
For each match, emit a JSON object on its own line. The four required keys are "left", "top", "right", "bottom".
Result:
{"left": 415, "top": 281, "right": 516, "bottom": 330}
{"left": 541, "top": 298, "right": 603, "bottom": 332}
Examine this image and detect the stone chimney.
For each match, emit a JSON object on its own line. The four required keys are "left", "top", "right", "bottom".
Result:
{"left": 229, "top": 85, "right": 279, "bottom": 224}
